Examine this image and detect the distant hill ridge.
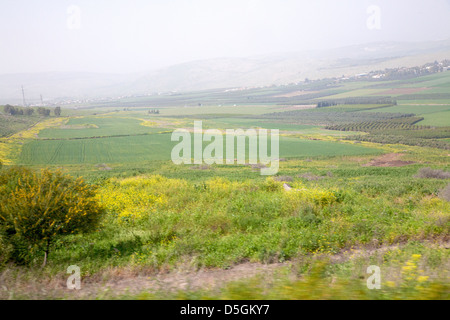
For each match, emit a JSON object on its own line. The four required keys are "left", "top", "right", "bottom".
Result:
{"left": 1, "top": 39, "right": 450, "bottom": 104}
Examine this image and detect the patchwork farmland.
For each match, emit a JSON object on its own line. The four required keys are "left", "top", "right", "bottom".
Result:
{"left": 0, "top": 63, "right": 449, "bottom": 301}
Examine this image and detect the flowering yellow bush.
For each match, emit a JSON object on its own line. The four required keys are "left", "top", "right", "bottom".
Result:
{"left": 119, "top": 174, "right": 188, "bottom": 190}
{"left": 97, "top": 174, "right": 339, "bottom": 224}
{"left": 0, "top": 142, "right": 14, "bottom": 165}
{"left": 0, "top": 167, "right": 104, "bottom": 265}
{"left": 98, "top": 178, "right": 167, "bottom": 221}
{"left": 284, "top": 184, "right": 337, "bottom": 206}
{"left": 261, "top": 177, "right": 284, "bottom": 192}
{"left": 97, "top": 175, "right": 195, "bottom": 221}
{"left": 139, "top": 120, "right": 157, "bottom": 128}
{"left": 205, "top": 177, "right": 244, "bottom": 193}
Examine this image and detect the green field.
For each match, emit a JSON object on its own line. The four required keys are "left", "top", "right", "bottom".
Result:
{"left": 204, "top": 117, "right": 319, "bottom": 131}
{"left": 38, "top": 116, "right": 163, "bottom": 139}
{"left": 418, "top": 110, "right": 450, "bottom": 126}
{"left": 363, "top": 105, "right": 450, "bottom": 115}
{"left": 398, "top": 99, "right": 450, "bottom": 105}
{"left": 400, "top": 71, "right": 450, "bottom": 87}
{"left": 19, "top": 132, "right": 381, "bottom": 165}
{"left": 360, "top": 104, "right": 450, "bottom": 127}
{"left": 154, "top": 105, "right": 277, "bottom": 116}
{"left": 317, "top": 89, "right": 385, "bottom": 100}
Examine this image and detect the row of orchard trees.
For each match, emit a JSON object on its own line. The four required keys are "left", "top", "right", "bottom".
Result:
{"left": 3, "top": 105, "right": 61, "bottom": 117}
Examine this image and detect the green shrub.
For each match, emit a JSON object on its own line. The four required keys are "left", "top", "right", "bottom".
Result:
{"left": 0, "top": 167, "right": 105, "bottom": 266}
{"left": 260, "top": 177, "right": 283, "bottom": 192}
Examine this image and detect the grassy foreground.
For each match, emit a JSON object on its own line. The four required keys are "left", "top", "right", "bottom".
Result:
{"left": 0, "top": 152, "right": 448, "bottom": 299}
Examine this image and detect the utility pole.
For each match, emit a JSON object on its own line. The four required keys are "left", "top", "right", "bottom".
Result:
{"left": 21, "top": 85, "right": 27, "bottom": 107}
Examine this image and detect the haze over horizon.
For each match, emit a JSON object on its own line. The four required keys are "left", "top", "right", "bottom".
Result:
{"left": 1, "top": 0, "right": 450, "bottom": 75}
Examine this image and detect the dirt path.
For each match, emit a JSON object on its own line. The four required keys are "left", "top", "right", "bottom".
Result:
{"left": 1, "top": 262, "right": 289, "bottom": 300}
{"left": 77, "top": 262, "right": 287, "bottom": 298}
{"left": 2, "top": 240, "right": 448, "bottom": 299}
{"left": 362, "top": 153, "right": 416, "bottom": 167}
{"left": 76, "top": 240, "right": 448, "bottom": 298}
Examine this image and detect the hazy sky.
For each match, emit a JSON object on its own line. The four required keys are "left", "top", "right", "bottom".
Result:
{"left": 1, "top": 0, "right": 450, "bottom": 74}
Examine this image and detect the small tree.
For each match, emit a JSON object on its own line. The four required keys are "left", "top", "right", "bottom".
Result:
{"left": 54, "top": 106, "right": 61, "bottom": 117}
{"left": 25, "top": 107, "right": 34, "bottom": 116}
{"left": 0, "top": 167, "right": 105, "bottom": 266}
{"left": 4, "top": 105, "right": 18, "bottom": 115}
{"left": 4, "top": 105, "right": 11, "bottom": 115}
{"left": 37, "top": 107, "right": 51, "bottom": 116}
